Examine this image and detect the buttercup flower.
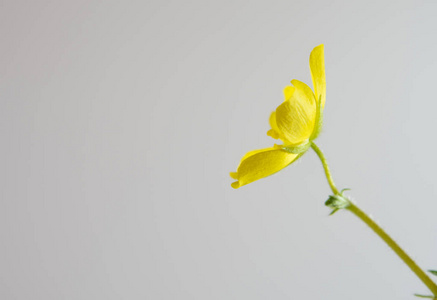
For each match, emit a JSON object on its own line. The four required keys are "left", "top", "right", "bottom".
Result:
{"left": 230, "top": 45, "right": 326, "bottom": 189}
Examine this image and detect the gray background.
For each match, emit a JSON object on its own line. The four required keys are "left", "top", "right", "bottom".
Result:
{"left": 1, "top": 0, "right": 437, "bottom": 299}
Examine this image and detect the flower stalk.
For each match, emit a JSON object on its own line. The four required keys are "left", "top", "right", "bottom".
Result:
{"left": 311, "top": 142, "right": 437, "bottom": 297}
{"left": 310, "top": 143, "right": 339, "bottom": 195}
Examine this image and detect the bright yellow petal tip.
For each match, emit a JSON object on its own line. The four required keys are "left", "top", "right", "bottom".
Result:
{"left": 231, "top": 181, "right": 240, "bottom": 189}
{"left": 267, "top": 112, "right": 283, "bottom": 140}
{"left": 309, "top": 44, "right": 326, "bottom": 109}
{"left": 267, "top": 129, "right": 279, "bottom": 139}
{"left": 283, "top": 86, "right": 295, "bottom": 101}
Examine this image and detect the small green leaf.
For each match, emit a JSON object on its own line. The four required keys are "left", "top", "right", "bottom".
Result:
{"left": 325, "top": 194, "right": 350, "bottom": 210}
{"left": 414, "top": 294, "right": 434, "bottom": 298}
{"left": 429, "top": 270, "right": 437, "bottom": 276}
{"left": 340, "top": 188, "right": 351, "bottom": 195}
{"left": 329, "top": 208, "right": 339, "bottom": 216}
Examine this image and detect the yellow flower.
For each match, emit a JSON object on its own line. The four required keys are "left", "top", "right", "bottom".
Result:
{"left": 230, "top": 45, "right": 326, "bottom": 189}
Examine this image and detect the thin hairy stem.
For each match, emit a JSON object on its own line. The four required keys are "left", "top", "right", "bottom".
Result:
{"left": 311, "top": 142, "right": 437, "bottom": 296}
{"left": 310, "top": 142, "right": 339, "bottom": 195}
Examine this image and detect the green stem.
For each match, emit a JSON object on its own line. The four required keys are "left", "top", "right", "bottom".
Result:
{"left": 311, "top": 142, "right": 437, "bottom": 296}
{"left": 348, "top": 203, "right": 437, "bottom": 296}
{"left": 310, "top": 143, "right": 339, "bottom": 195}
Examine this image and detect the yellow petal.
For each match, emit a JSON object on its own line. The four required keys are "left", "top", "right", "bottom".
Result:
{"left": 290, "top": 79, "right": 316, "bottom": 104}
{"left": 283, "top": 86, "right": 295, "bottom": 101}
{"left": 267, "top": 111, "right": 283, "bottom": 140}
{"left": 309, "top": 44, "right": 326, "bottom": 108}
{"left": 275, "top": 82, "right": 316, "bottom": 144}
{"left": 230, "top": 147, "right": 298, "bottom": 188}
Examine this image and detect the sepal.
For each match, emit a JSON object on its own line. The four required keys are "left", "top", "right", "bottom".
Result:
{"left": 414, "top": 294, "right": 435, "bottom": 299}
{"left": 325, "top": 189, "right": 351, "bottom": 215}
{"left": 282, "top": 141, "right": 311, "bottom": 154}
{"left": 310, "top": 95, "right": 323, "bottom": 140}
{"left": 429, "top": 270, "right": 437, "bottom": 276}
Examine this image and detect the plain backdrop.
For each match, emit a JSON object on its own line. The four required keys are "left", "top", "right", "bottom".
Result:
{"left": 1, "top": 0, "right": 437, "bottom": 299}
